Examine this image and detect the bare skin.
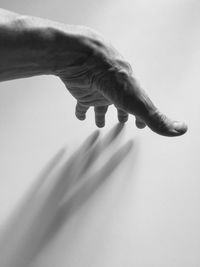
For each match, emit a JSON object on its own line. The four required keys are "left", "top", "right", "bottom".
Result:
{"left": 0, "top": 8, "right": 187, "bottom": 136}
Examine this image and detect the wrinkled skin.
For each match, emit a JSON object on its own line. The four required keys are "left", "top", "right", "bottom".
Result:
{"left": 55, "top": 27, "right": 187, "bottom": 136}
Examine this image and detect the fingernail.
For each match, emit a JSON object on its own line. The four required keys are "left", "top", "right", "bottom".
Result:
{"left": 96, "top": 122, "right": 105, "bottom": 128}
{"left": 173, "top": 121, "right": 188, "bottom": 134}
{"left": 79, "top": 116, "right": 86, "bottom": 120}
{"left": 76, "top": 113, "right": 85, "bottom": 120}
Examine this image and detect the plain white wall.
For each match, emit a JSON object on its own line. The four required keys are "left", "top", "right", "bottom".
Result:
{"left": 0, "top": 0, "right": 200, "bottom": 266}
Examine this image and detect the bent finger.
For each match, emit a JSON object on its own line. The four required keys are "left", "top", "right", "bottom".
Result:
{"left": 75, "top": 102, "right": 89, "bottom": 120}
{"left": 135, "top": 116, "right": 146, "bottom": 129}
{"left": 94, "top": 106, "right": 109, "bottom": 128}
{"left": 117, "top": 108, "right": 129, "bottom": 123}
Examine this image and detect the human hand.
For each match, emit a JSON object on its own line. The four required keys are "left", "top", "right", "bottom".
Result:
{"left": 0, "top": 10, "right": 187, "bottom": 136}
{"left": 54, "top": 26, "right": 187, "bottom": 136}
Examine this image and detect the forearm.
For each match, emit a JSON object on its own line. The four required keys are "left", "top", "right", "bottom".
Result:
{"left": 0, "top": 9, "right": 54, "bottom": 81}
{"left": 0, "top": 8, "right": 93, "bottom": 82}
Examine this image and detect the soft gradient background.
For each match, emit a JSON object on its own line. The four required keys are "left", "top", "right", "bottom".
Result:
{"left": 0, "top": 0, "right": 199, "bottom": 266}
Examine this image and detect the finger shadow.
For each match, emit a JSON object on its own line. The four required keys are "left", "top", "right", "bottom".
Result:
{"left": 0, "top": 147, "right": 66, "bottom": 246}
{"left": 44, "top": 139, "right": 134, "bottom": 247}
{"left": 0, "top": 130, "right": 101, "bottom": 267}
{"left": 34, "top": 124, "right": 133, "bottom": 254}
{"left": 0, "top": 124, "right": 134, "bottom": 267}
{"left": 74, "top": 123, "right": 125, "bottom": 181}
{"left": 0, "top": 147, "right": 67, "bottom": 267}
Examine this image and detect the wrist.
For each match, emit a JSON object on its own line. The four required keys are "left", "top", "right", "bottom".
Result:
{"left": 16, "top": 16, "right": 107, "bottom": 78}
{"left": 49, "top": 25, "right": 97, "bottom": 76}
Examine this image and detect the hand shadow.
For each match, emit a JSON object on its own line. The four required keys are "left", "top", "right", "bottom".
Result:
{"left": 0, "top": 123, "right": 134, "bottom": 267}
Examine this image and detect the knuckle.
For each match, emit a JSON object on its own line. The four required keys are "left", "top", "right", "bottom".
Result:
{"left": 115, "top": 58, "right": 133, "bottom": 75}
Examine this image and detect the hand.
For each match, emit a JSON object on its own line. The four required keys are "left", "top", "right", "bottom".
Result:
{"left": 54, "top": 26, "right": 187, "bottom": 137}
{"left": 0, "top": 10, "right": 188, "bottom": 136}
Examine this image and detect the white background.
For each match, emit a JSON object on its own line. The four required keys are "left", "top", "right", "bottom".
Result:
{"left": 0, "top": 0, "right": 199, "bottom": 266}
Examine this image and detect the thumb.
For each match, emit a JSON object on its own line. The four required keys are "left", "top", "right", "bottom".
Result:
{"left": 142, "top": 109, "right": 188, "bottom": 137}
{"left": 118, "top": 77, "right": 188, "bottom": 136}
{"left": 98, "top": 72, "right": 187, "bottom": 136}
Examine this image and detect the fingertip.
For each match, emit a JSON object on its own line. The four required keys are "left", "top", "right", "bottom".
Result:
{"left": 117, "top": 109, "right": 129, "bottom": 123}
{"left": 135, "top": 116, "right": 146, "bottom": 129}
{"left": 75, "top": 102, "right": 89, "bottom": 121}
{"left": 94, "top": 106, "right": 108, "bottom": 129}
{"left": 172, "top": 121, "right": 188, "bottom": 136}
{"left": 144, "top": 109, "right": 188, "bottom": 137}
{"left": 97, "top": 125, "right": 104, "bottom": 128}
{"left": 96, "top": 122, "right": 105, "bottom": 128}
{"left": 76, "top": 113, "right": 86, "bottom": 120}
{"left": 135, "top": 121, "right": 146, "bottom": 129}
{"left": 118, "top": 117, "right": 128, "bottom": 123}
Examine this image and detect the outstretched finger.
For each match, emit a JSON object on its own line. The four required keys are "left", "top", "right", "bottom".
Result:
{"left": 75, "top": 102, "right": 89, "bottom": 120}
{"left": 117, "top": 108, "right": 129, "bottom": 123}
{"left": 94, "top": 106, "right": 109, "bottom": 128}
